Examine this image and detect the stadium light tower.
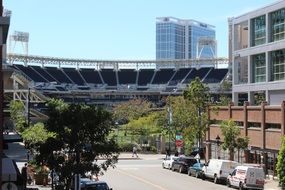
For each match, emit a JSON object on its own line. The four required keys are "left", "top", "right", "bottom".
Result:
{"left": 196, "top": 37, "right": 217, "bottom": 59}
{"left": 9, "top": 31, "right": 29, "bottom": 57}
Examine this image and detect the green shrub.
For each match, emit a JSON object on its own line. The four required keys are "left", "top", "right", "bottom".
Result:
{"left": 277, "top": 136, "right": 285, "bottom": 189}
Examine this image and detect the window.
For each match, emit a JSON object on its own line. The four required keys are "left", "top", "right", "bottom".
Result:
{"left": 251, "top": 15, "right": 266, "bottom": 46}
{"left": 270, "top": 8, "right": 285, "bottom": 42}
{"left": 266, "top": 123, "right": 281, "bottom": 129}
{"left": 271, "top": 49, "right": 285, "bottom": 81}
{"left": 248, "top": 122, "right": 261, "bottom": 128}
{"left": 252, "top": 53, "right": 266, "bottom": 83}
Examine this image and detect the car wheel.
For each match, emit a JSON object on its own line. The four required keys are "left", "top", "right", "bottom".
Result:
{"left": 179, "top": 166, "right": 183, "bottom": 173}
{"left": 201, "top": 173, "right": 205, "bottom": 180}
{"left": 187, "top": 170, "right": 191, "bottom": 176}
{"left": 195, "top": 172, "right": 199, "bottom": 178}
{"left": 227, "top": 179, "right": 231, "bottom": 187}
{"left": 214, "top": 175, "right": 219, "bottom": 184}
{"left": 239, "top": 182, "right": 244, "bottom": 190}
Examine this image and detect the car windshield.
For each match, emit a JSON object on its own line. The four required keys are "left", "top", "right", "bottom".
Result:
{"left": 193, "top": 163, "right": 203, "bottom": 168}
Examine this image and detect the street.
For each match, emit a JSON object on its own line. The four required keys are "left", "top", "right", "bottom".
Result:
{"left": 100, "top": 158, "right": 229, "bottom": 190}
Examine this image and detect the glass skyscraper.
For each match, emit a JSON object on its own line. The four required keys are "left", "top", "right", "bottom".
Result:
{"left": 156, "top": 17, "right": 216, "bottom": 60}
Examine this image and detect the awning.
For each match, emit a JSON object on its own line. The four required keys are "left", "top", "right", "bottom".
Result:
{"left": 2, "top": 158, "right": 17, "bottom": 181}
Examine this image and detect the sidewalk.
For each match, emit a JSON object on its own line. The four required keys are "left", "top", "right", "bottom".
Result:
{"left": 118, "top": 152, "right": 165, "bottom": 160}
{"left": 265, "top": 177, "right": 282, "bottom": 190}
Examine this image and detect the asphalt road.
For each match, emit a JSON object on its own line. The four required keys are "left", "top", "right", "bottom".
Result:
{"left": 100, "top": 159, "right": 229, "bottom": 190}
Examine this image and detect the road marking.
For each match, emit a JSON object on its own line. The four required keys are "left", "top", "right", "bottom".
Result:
{"left": 117, "top": 168, "right": 169, "bottom": 190}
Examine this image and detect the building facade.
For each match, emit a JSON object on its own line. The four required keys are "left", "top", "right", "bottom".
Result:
{"left": 206, "top": 102, "right": 285, "bottom": 176}
{"left": 156, "top": 17, "right": 216, "bottom": 60}
{"left": 230, "top": 1, "right": 285, "bottom": 105}
{"left": 207, "top": 1, "right": 285, "bottom": 177}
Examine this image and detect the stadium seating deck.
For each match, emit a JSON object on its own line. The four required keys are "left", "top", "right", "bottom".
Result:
{"left": 45, "top": 67, "right": 73, "bottom": 83}
{"left": 183, "top": 67, "right": 212, "bottom": 84}
{"left": 63, "top": 68, "right": 86, "bottom": 86}
{"left": 203, "top": 68, "right": 228, "bottom": 83}
{"left": 100, "top": 69, "right": 117, "bottom": 86}
{"left": 31, "top": 66, "right": 57, "bottom": 82}
{"left": 152, "top": 69, "right": 175, "bottom": 84}
{"left": 80, "top": 69, "right": 102, "bottom": 84}
{"left": 11, "top": 65, "right": 228, "bottom": 93}
{"left": 14, "top": 65, "right": 47, "bottom": 83}
{"left": 168, "top": 68, "right": 192, "bottom": 86}
{"left": 137, "top": 69, "right": 155, "bottom": 86}
{"left": 118, "top": 69, "right": 137, "bottom": 84}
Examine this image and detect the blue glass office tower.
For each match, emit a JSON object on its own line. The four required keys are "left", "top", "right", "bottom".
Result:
{"left": 156, "top": 17, "right": 216, "bottom": 60}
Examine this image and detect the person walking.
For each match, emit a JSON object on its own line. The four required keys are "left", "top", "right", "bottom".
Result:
{"left": 132, "top": 146, "right": 138, "bottom": 158}
{"left": 21, "top": 163, "right": 28, "bottom": 190}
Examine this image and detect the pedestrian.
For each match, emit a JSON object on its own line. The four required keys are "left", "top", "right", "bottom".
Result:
{"left": 21, "top": 163, "right": 28, "bottom": 189}
{"left": 166, "top": 148, "right": 170, "bottom": 157}
{"left": 132, "top": 146, "right": 138, "bottom": 158}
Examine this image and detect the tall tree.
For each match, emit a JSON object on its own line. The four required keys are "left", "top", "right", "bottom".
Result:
{"left": 236, "top": 137, "right": 249, "bottom": 162}
{"left": 220, "top": 120, "right": 240, "bottom": 160}
{"left": 218, "top": 80, "right": 232, "bottom": 106}
{"left": 9, "top": 100, "right": 27, "bottom": 133}
{"left": 36, "top": 99, "right": 120, "bottom": 190}
{"left": 183, "top": 77, "right": 210, "bottom": 148}
{"left": 21, "top": 122, "right": 56, "bottom": 153}
{"left": 277, "top": 136, "right": 285, "bottom": 189}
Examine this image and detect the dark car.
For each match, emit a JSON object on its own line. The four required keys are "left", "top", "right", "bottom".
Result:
{"left": 80, "top": 178, "right": 112, "bottom": 190}
{"left": 188, "top": 163, "right": 204, "bottom": 178}
{"left": 189, "top": 147, "right": 205, "bottom": 159}
{"left": 171, "top": 156, "right": 197, "bottom": 173}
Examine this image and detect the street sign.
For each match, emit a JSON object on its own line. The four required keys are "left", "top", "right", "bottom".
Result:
{"left": 175, "top": 140, "right": 183, "bottom": 147}
{"left": 176, "top": 134, "right": 182, "bottom": 140}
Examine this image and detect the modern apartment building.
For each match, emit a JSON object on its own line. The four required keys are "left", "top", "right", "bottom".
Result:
{"left": 206, "top": 1, "right": 285, "bottom": 177}
{"left": 156, "top": 17, "right": 216, "bottom": 60}
{"left": 230, "top": 1, "right": 285, "bottom": 105}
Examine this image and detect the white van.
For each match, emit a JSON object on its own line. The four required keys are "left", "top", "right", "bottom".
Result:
{"left": 227, "top": 165, "right": 265, "bottom": 190}
{"left": 201, "top": 159, "right": 239, "bottom": 184}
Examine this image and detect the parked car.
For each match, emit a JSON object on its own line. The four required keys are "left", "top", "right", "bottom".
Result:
{"left": 201, "top": 159, "right": 239, "bottom": 184}
{"left": 189, "top": 147, "right": 205, "bottom": 159}
{"left": 162, "top": 155, "right": 178, "bottom": 169}
{"left": 188, "top": 163, "right": 204, "bottom": 178}
{"left": 227, "top": 165, "right": 265, "bottom": 190}
{"left": 171, "top": 156, "right": 197, "bottom": 173}
{"left": 80, "top": 178, "right": 113, "bottom": 190}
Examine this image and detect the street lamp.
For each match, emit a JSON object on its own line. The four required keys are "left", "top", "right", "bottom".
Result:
{"left": 216, "top": 135, "right": 221, "bottom": 159}
{"left": 167, "top": 101, "right": 172, "bottom": 156}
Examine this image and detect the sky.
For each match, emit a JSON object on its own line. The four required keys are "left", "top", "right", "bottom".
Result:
{"left": 4, "top": 0, "right": 276, "bottom": 60}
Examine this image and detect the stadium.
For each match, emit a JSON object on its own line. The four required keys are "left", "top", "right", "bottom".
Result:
{"left": 1, "top": 53, "right": 230, "bottom": 126}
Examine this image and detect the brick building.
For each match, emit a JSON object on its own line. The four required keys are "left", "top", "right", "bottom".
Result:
{"left": 206, "top": 101, "right": 285, "bottom": 176}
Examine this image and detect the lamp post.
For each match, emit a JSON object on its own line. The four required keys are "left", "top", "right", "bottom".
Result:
{"left": 27, "top": 87, "right": 31, "bottom": 127}
{"left": 197, "top": 107, "right": 201, "bottom": 150}
{"left": 167, "top": 101, "right": 172, "bottom": 155}
{"left": 216, "top": 135, "right": 221, "bottom": 159}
